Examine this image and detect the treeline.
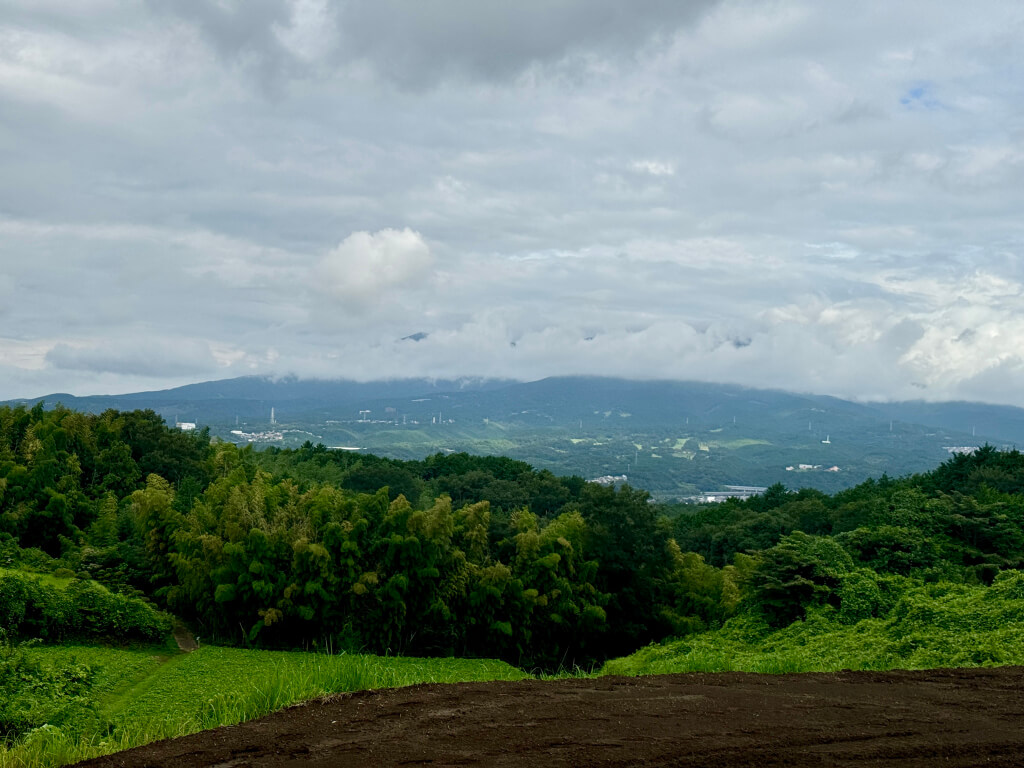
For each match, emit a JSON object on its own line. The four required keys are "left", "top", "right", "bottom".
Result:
{"left": 0, "top": 403, "right": 211, "bottom": 555}
{"left": 2, "top": 403, "right": 1024, "bottom": 669}
{"left": 666, "top": 446, "right": 1024, "bottom": 627}
{"left": 672, "top": 456, "right": 1024, "bottom": 576}
{"left": 0, "top": 405, "right": 690, "bottom": 666}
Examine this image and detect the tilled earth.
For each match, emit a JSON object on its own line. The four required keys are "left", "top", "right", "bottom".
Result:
{"left": 76, "top": 667, "right": 1024, "bottom": 767}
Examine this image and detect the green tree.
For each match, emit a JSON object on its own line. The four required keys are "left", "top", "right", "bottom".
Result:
{"left": 130, "top": 474, "right": 180, "bottom": 586}
{"left": 750, "top": 531, "right": 854, "bottom": 626}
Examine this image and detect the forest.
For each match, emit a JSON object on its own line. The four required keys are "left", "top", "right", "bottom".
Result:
{"left": 2, "top": 403, "right": 1024, "bottom": 670}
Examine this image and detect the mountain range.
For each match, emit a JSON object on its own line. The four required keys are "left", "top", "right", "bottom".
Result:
{"left": 9, "top": 376, "right": 1024, "bottom": 498}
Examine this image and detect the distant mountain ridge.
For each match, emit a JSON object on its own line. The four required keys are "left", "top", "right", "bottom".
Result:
{"left": 10, "top": 375, "right": 1024, "bottom": 496}
{"left": 8, "top": 375, "right": 1024, "bottom": 445}
{"left": 7, "top": 376, "right": 515, "bottom": 424}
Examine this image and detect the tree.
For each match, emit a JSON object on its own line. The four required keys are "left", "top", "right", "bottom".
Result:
{"left": 130, "top": 474, "right": 180, "bottom": 585}
{"left": 750, "top": 531, "right": 854, "bottom": 626}
{"left": 579, "top": 483, "right": 670, "bottom": 653}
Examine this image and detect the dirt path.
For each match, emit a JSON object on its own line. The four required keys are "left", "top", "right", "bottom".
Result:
{"left": 172, "top": 625, "right": 198, "bottom": 652}
{"left": 74, "top": 666, "right": 1024, "bottom": 767}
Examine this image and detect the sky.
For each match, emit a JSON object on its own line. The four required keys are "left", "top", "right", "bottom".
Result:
{"left": 1, "top": 1, "right": 1023, "bottom": 405}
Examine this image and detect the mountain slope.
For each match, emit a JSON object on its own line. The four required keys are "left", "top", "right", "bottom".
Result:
{"left": 8, "top": 376, "right": 1023, "bottom": 497}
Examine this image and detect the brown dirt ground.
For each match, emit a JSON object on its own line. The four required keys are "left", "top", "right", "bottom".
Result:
{"left": 75, "top": 666, "right": 1024, "bottom": 767}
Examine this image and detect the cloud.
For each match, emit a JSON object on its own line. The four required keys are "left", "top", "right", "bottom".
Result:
{"left": 2, "top": 1, "right": 1024, "bottom": 407}
{"left": 144, "top": 0, "right": 294, "bottom": 84}
{"left": 630, "top": 160, "right": 675, "bottom": 177}
{"left": 143, "top": 0, "right": 720, "bottom": 89}
{"left": 45, "top": 339, "right": 223, "bottom": 378}
{"left": 314, "top": 228, "right": 434, "bottom": 308}
{"left": 329, "top": 1, "right": 720, "bottom": 88}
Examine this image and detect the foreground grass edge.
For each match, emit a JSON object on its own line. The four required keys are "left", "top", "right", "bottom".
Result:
{"left": 0, "top": 645, "right": 527, "bottom": 768}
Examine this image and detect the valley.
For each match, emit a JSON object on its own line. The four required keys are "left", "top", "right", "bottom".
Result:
{"left": 14, "top": 376, "right": 1019, "bottom": 499}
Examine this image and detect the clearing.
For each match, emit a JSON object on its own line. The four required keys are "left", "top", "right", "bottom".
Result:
{"left": 74, "top": 666, "right": 1024, "bottom": 767}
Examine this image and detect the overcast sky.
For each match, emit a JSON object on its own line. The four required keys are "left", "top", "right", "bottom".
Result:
{"left": 1, "top": 1, "right": 1023, "bottom": 404}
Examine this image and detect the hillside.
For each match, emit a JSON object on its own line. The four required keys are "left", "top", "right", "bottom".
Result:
{"left": 10, "top": 377, "right": 1023, "bottom": 497}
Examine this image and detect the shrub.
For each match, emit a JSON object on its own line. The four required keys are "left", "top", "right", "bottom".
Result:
{"left": 0, "top": 573, "right": 171, "bottom": 644}
{"left": 0, "top": 637, "right": 97, "bottom": 744}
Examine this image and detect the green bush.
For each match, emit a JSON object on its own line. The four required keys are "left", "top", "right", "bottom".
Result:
{"left": 0, "top": 574, "right": 29, "bottom": 632}
{"left": 0, "top": 573, "right": 170, "bottom": 644}
{"left": 837, "top": 569, "right": 884, "bottom": 624}
{"left": 0, "top": 638, "right": 97, "bottom": 745}
{"left": 65, "top": 581, "right": 170, "bottom": 642}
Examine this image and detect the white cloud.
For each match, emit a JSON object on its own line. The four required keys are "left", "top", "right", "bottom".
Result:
{"left": 0, "top": 338, "right": 51, "bottom": 370}
{"left": 315, "top": 228, "right": 434, "bottom": 307}
{"left": 272, "top": 0, "right": 335, "bottom": 63}
{"left": 630, "top": 160, "right": 675, "bottom": 177}
{"left": 950, "top": 144, "right": 1024, "bottom": 185}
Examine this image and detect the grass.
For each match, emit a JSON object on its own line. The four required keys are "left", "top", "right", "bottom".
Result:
{"left": 0, "top": 569, "right": 74, "bottom": 591}
{"left": 105, "top": 646, "right": 527, "bottom": 728}
{"left": 0, "top": 645, "right": 528, "bottom": 768}
{"left": 707, "top": 438, "right": 772, "bottom": 450}
{"left": 23, "top": 645, "right": 173, "bottom": 704}
{"left": 0, "top": 567, "right": 118, "bottom": 595}
{"left": 601, "top": 573, "right": 1024, "bottom": 678}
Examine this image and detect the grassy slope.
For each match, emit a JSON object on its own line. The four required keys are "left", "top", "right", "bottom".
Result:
{"left": 1, "top": 645, "right": 527, "bottom": 768}
{"left": 601, "top": 573, "right": 1024, "bottom": 677}
{"left": 104, "top": 646, "right": 527, "bottom": 729}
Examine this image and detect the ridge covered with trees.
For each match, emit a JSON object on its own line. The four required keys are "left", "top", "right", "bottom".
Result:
{"left": 3, "top": 403, "right": 1024, "bottom": 671}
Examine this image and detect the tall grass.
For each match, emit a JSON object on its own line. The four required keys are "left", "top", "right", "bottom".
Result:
{"left": 601, "top": 573, "right": 1024, "bottom": 677}
{"left": 0, "top": 646, "right": 527, "bottom": 768}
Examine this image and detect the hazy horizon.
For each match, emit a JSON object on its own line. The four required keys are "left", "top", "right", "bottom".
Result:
{"left": 10, "top": 372, "right": 1024, "bottom": 412}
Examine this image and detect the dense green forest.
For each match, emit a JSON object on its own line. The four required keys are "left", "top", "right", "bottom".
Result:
{"left": 3, "top": 403, "right": 1024, "bottom": 674}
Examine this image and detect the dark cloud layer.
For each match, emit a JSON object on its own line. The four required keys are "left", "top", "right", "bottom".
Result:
{"left": 153, "top": 0, "right": 719, "bottom": 88}
{"left": 333, "top": 1, "right": 718, "bottom": 87}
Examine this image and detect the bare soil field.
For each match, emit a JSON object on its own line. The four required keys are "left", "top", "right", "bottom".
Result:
{"left": 75, "top": 666, "right": 1024, "bottom": 767}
